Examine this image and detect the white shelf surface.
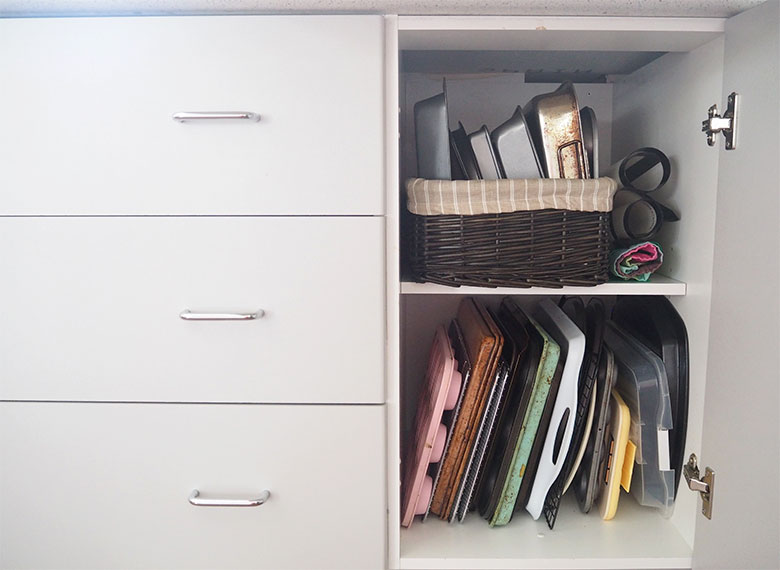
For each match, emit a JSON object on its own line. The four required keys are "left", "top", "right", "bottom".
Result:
{"left": 400, "top": 275, "right": 686, "bottom": 296}
{"left": 399, "top": 495, "right": 692, "bottom": 570}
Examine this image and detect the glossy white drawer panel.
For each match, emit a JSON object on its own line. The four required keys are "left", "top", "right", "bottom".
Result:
{"left": 0, "top": 217, "right": 384, "bottom": 403}
{"left": 0, "top": 16, "right": 383, "bottom": 215}
{"left": 0, "top": 402, "right": 386, "bottom": 570}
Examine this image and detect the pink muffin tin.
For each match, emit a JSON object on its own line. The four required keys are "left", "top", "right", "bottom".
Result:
{"left": 401, "top": 325, "right": 462, "bottom": 527}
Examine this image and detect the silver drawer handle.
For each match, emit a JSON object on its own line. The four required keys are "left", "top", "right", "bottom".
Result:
{"left": 188, "top": 489, "right": 270, "bottom": 507}
{"left": 179, "top": 309, "right": 265, "bottom": 321}
{"left": 173, "top": 112, "right": 261, "bottom": 122}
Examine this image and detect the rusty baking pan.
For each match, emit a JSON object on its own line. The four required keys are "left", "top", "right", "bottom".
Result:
{"left": 523, "top": 82, "right": 590, "bottom": 179}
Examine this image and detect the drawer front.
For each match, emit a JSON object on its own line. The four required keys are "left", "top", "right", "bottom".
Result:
{"left": 0, "top": 16, "right": 383, "bottom": 215}
{"left": 0, "top": 403, "right": 386, "bottom": 570}
{"left": 0, "top": 217, "right": 384, "bottom": 403}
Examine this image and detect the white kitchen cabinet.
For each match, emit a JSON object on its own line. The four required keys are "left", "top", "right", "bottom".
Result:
{"left": 0, "top": 4, "right": 777, "bottom": 570}
{"left": 0, "top": 14, "right": 387, "bottom": 570}
{"left": 385, "top": 4, "right": 779, "bottom": 570}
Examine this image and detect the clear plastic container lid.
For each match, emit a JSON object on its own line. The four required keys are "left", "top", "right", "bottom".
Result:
{"left": 604, "top": 321, "right": 675, "bottom": 517}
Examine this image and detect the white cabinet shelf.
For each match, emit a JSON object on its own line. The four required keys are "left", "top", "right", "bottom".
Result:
{"left": 400, "top": 496, "right": 691, "bottom": 570}
{"left": 400, "top": 275, "right": 687, "bottom": 296}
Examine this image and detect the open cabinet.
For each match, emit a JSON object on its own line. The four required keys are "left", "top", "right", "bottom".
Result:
{"left": 385, "top": 3, "right": 779, "bottom": 569}
{"left": 0, "top": 4, "right": 775, "bottom": 570}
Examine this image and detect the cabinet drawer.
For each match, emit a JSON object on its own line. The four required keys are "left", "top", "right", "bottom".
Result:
{"left": 0, "top": 217, "right": 384, "bottom": 403}
{"left": 0, "top": 16, "right": 383, "bottom": 215}
{"left": 0, "top": 402, "right": 386, "bottom": 570}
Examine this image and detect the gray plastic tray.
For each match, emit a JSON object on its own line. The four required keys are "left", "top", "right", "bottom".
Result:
{"left": 604, "top": 321, "right": 675, "bottom": 516}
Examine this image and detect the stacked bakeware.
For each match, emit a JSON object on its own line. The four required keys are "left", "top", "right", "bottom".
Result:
{"left": 407, "top": 81, "right": 615, "bottom": 288}
{"left": 401, "top": 296, "right": 690, "bottom": 530}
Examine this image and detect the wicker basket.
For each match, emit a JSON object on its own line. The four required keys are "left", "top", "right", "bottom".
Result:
{"left": 404, "top": 180, "right": 613, "bottom": 288}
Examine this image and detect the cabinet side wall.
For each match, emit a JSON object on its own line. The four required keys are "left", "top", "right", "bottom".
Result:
{"left": 386, "top": 14, "right": 402, "bottom": 570}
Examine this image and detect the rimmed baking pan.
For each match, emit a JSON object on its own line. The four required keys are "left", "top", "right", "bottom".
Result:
{"left": 523, "top": 81, "right": 590, "bottom": 179}
{"left": 414, "top": 81, "right": 452, "bottom": 180}
{"left": 450, "top": 121, "right": 481, "bottom": 180}
{"left": 491, "top": 106, "right": 543, "bottom": 179}
{"left": 468, "top": 125, "right": 502, "bottom": 180}
{"left": 476, "top": 299, "right": 538, "bottom": 524}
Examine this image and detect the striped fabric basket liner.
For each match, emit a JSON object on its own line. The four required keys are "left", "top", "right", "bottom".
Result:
{"left": 404, "top": 178, "right": 617, "bottom": 288}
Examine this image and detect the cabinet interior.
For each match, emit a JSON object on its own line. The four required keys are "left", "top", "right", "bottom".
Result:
{"left": 390, "top": 17, "right": 727, "bottom": 570}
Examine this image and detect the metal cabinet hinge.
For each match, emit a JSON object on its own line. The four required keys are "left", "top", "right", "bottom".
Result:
{"left": 684, "top": 453, "right": 715, "bottom": 519}
{"left": 702, "top": 92, "right": 738, "bottom": 150}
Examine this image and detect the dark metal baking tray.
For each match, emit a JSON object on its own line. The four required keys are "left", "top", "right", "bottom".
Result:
{"left": 580, "top": 106, "right": 598, "bottom": 178}
{"left": 414, "top": 84, "right": 451, "bottom": 180}
{"left": 468, "top": 125, "right": 501, "bottom": 180}
{"left": 450, "top": 121, "right": 481, "bottom": 180}
{"left": 491, "top": 106, "right": 543, "bottom": 179}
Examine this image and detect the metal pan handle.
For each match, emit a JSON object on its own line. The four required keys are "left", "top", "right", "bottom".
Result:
{"left": 556, "top": 139, "right": 590, "bottom": 180}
